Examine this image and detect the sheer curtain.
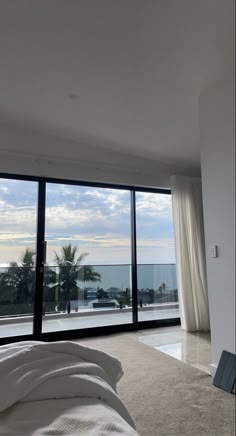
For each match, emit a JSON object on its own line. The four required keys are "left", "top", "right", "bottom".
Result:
{"left": 171, "top": 175, "right": 210, "bottom": 332}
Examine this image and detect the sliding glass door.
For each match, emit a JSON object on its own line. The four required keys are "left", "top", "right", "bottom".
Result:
{"left": 42, "top": 183, "right": 132, "bottom": 333}
{"left": 0, "top": 178, "right": 38, "bottom": 337}
{"left": 136, "top": 192, "right": 179, "bottom": 321}
{"left": 0, "top": 174, "right": 179, "bottom": 342}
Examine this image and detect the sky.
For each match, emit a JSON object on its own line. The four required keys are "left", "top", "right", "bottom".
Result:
{"left": 0, "top": 178, "right": 176, "bottom": 267}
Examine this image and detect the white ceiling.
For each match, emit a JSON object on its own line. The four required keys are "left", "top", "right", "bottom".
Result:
{"left": 0, "top": 0, "right": 234, "bottom": 172}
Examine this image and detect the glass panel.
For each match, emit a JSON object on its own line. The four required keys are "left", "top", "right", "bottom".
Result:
{"left": 136, "top": 192, "right": 179, "bottom": 321}
{"left": 0, "top": 178, "right": 38, "bottom": 337}
{"left": 42, "top": 184, "right": 132, "bottom": 332}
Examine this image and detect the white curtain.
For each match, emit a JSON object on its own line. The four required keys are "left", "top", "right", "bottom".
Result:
{"left": 171, "top": 175, "right": 210, "bottom": 332}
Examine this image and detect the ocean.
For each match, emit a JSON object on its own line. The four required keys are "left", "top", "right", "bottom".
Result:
{"left": 0, "top": 263, "right": 177, "bottom": 292}
{"left": 83, "top": 264, "right": 177, "bottom": 291}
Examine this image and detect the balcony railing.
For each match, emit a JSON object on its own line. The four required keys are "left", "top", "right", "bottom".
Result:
{"left": 0, "top": 264, "right": 178, "bottom": 319}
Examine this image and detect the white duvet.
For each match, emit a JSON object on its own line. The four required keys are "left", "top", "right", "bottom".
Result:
{"left": 0, "top": 341, "right": 138, "bottom": 436}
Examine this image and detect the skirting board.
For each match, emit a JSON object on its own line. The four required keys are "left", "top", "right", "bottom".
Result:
{"left": 210, "top": 363, "right": 217, "bottom": 377}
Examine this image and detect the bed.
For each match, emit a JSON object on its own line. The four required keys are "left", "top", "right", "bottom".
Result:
{"left": 0, "top": 340, "right": 139, "bottom": 435}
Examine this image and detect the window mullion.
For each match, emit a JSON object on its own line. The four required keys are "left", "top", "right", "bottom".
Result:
{"left": 33, "top": 181, "right": 46, "bottom": 338}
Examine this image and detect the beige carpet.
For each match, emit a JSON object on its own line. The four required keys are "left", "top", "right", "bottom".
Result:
{"left": 80, "top": 333, "right": 236, "bottom": 436}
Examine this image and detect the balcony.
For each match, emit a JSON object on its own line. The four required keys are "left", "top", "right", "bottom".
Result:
{"left": 0, "top": 264, "right": 179, "bottom": 337}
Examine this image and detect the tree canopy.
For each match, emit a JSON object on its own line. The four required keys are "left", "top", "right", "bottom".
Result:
{"left": 54, "top": 244, "right": 101, "bottom": 310}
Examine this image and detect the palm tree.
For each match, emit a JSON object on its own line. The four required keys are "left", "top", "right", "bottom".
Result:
{"left": 1, "top": 249, "right": 36, "bottom": 304}
{"left": 54, "top": 244, "right": 101, "bottom": 312}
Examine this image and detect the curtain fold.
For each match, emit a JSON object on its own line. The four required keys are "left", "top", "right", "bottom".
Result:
{"left": 171, "top": 175, "right": 210, "bottom": 332}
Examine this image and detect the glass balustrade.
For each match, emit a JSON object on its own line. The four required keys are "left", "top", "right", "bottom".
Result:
{"left": 0, "top": 264, "right": 179, "bottom": 335}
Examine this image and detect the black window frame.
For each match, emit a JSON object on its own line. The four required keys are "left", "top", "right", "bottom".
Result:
{"left": 0, "top": 172, "right": 180, "bottom": 345}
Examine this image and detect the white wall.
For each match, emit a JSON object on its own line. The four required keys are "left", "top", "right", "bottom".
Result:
{"left": 199, "top": 77, "right": 235, "bottom": 372}
{"left": 0, "top": 122, "right": 199, "bottom": 189}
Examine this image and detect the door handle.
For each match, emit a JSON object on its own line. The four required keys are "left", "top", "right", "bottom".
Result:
{"left": 42, "top": 240, "right": 47, "bottom": 265}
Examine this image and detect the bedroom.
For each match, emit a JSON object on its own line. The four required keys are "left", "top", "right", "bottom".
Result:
{"left": 0, "top": 1, "right": 235, "bottom": 435}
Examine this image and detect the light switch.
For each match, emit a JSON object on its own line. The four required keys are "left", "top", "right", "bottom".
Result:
{"left": 210, "top": 245, "right": 218, "bottom": 258}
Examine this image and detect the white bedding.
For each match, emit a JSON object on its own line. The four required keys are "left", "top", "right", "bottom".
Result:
{"left": 0, "top": 341, "right": 138, "bottom": 436}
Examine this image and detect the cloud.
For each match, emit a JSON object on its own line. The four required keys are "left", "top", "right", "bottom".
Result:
{"left": 0, "top": 203, "right": 37, "bottom": 234}
{"left": 136, "top": 192, "right": 173, "bottom": 218}
{"left": 0, "top": 179, "right": 175, "bottom": 264}
{"left": 0, "top": 178, "right": 38, "bottom": 207}
{"left": 0, "top": 233, "right": 35, "bottom": 241}
{"left": 48, "top": 234, "right": 131, "bottom": 248}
